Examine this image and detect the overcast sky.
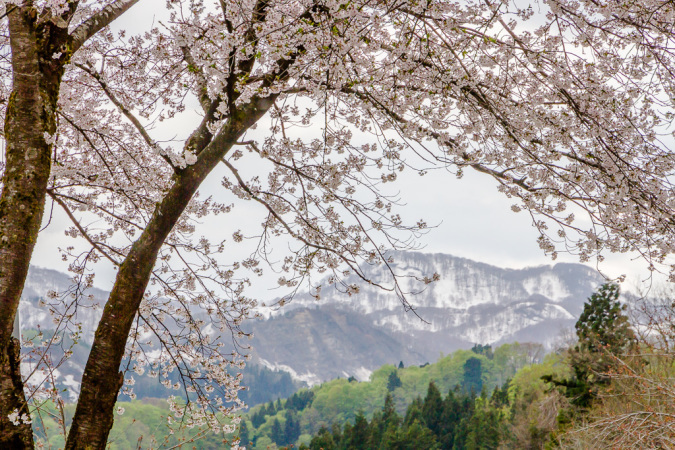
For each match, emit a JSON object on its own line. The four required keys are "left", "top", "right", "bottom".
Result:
{"left": 32, "top": 157, "right": 663, "bottom": 298}
{"left": 29, "top": 1, "right": 669, "bottom": 298}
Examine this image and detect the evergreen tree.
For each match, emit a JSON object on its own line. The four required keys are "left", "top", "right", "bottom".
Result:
{"left": 381, "top": 392, "right": 401, "bottom": 429}
{"left": 309, "top": 426, "right": 336, "bottom": 450}
{"left": 346, "top": 412, "right": 370, "bottom": 449}
{"left": 576, "top": 283, "right": 635, "bottom": 355}
{"left": 368, "top": 392, "right": 401, "bottom": 448}
{"left": 422, "top": 382, "right": 444, "bottom": 437}
{"left": 403, "top": 397, "right": 424, "bottom": 429}
{"left": 330, "top": 422, "right": 343, "bottom": 448}
{"left": 379, "top": 418, "right": 439, "bottom": 450}
{"left": 462, "top": 357, "right": 483, "bottom": 393}
{"left": 238, "top": 420, "right": 251, "bottom": 448}
{"left": 437, "top": 389, "right": 463, "bottom": 447}
{"left": 367, "top": 411, "right": 384, "bottom": 448}
{"left": 378, "top": 423, "right": 399, "bottom": 450}
{"left": 490, "top": 380, "right": 510, "bottom": 409}
{"left": 342, "top": 421, "right": 354, "bottom": 448}
{"left": 398, "top": 360, "right": 405, "bottom": 369}
{"left": 387, "top": 370, "right": 403, "bottom": 391}
{"left": 451, "top": 391, "right": 477, "bottom": 448}
{"left": 545, "top": 283, "right": 635, "bottom": 408}
{"left": 463, "top": 396, "right": 502, "bottom": 449}
{"left": 403, "top": 419, "right": 440, "bottom": 450}
{"left": 286, "top": 389, "right": 314, "bottom": 411}
{"left": 271, "top": 418, "right": 284, "bottom": 445}
{"left": 471, "top": 344, "right": 494, "bottom": 359}
{"left": 251, "top": 409, "right": 266, "bottom": 428}
{"left": 286, "top": 392, "right": 299, "bottom": 410}
{"left": 284, "top": 410, "right": 301, "bottom": 446}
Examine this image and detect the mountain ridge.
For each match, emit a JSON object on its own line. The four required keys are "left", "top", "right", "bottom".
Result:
{"left": 19, "top": 252, "right": 605, "bottom": 387}
{"left": 248, "top": 252, "right": 604, "bottom": 383}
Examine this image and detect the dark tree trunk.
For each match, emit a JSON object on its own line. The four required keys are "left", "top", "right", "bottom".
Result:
{"left": 0, "top": 7, "right": 66, "bottom": 447}
{"left": 0, "top": 339, "right": 32, "bottom": 447}
{"left": 0, "top": 2, "right": 139, "bottom": 447}
{"left": 65, "top": 96, "right": 275, "bottom": 449}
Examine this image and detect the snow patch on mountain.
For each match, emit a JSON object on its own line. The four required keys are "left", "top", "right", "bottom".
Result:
{"left": 523, "top": 273, "right": 570, "bottom": 301}
{"left": 258, "top": 358, "right": 322, "bottom": 387}
{"left": 353, "top": 367, "right": 373, "bottom": 382}
{"left": 267, "top": 252, "right": 604, "bottom": 349}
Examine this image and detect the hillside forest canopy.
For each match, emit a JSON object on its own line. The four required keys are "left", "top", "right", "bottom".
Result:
{"left": 1, "top": 0, "right": 675, "bottom": 448}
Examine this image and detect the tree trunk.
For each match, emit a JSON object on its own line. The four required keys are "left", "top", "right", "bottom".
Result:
{"left": 0, "top": 338, "right": 32, "bottom": 447}
{"left": 0, "top": 1, "right": 140, "bottom": 446}
{"left": 0, "top": 7, "right": 66, "bottom": 448}
{"left": 65, "top": 96, "right": 275, "bottom": 449}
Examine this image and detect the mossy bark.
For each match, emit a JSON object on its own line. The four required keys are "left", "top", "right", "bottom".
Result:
{"left": 0, "top": 7, "right": 68, "bottom": 448}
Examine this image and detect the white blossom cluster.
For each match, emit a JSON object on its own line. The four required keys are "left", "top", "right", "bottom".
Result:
{"left": 7, "top": 409, "right": 32, "bottom": 426}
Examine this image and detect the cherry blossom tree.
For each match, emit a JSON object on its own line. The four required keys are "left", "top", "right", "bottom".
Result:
{"left": 0, "top": 1, "right": 140, "bottom": 446}
{"left": 542, "top": 0, "right": 675, "bottom": 266}
{"left": 1, "top": 0, "right": 675, "bottom": 448}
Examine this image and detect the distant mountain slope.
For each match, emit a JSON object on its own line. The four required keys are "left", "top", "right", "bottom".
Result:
{"left": 251, "top": 252, "right": 605, "bottom": 382}
{"left": 18, "top": 253, "right": 605, "bottom": 387}
{"left": 247, "top": 307, "right": 427, "bottom": 386}
{"left": 282, "top": 252, "right": 602, "bottom": 314}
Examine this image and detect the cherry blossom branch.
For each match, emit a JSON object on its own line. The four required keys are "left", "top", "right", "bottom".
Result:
{"left": 75, "top": 62, "right": 179, "bottom": 172}
{"left": 180, "top": 46, "right": 211, "bottom": 114}
{"left": 47, "top": 190, "right": 123, "bottom": 266}
{"left": 69, "top": 0, "right": 141, "bottom": 53}
{"left": 221, "top": 153, "right": 427, "bottom": 318}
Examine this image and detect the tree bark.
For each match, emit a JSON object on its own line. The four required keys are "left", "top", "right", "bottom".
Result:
{"left": 0, "top": 2, "right": 139, "bottom": 447}
{"left": 0, "top": 338, "right": 32, "bottom": 447}
{"left": 0, "top": 7, "right": 67, "bottom": 447}
{"left": 65, "top": 96, "right": 276, "bottom": 449}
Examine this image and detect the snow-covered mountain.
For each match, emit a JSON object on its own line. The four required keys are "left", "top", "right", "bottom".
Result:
{"left": 269, "top": 253, "right": 601, "bottom": 342}
{"left": 284, "top": 252, "right": 597, "bottom": 313}
{"left": 247, "top": 252, "right": 605, "bottom": 383}
{"left": 18, "top": 253, "right": 605, "bottom": 388}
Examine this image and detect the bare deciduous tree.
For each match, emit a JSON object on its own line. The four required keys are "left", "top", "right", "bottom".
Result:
{"left": 560, "top": 290, "right": 675, "bottom": 448}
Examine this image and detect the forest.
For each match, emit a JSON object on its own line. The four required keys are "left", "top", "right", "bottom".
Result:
{"left": 240, "top": 284, "right": 675, "bottom": 449}
{"left": 31, "top": 284, "right": 675, "bottom": 449}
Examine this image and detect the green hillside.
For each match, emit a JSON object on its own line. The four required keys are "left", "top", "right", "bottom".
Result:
{"left": 32, "top": 341, "right": 555, "bottom": 449}
{"left": 240, "top": 342, "right": 564, "bottom": 449}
